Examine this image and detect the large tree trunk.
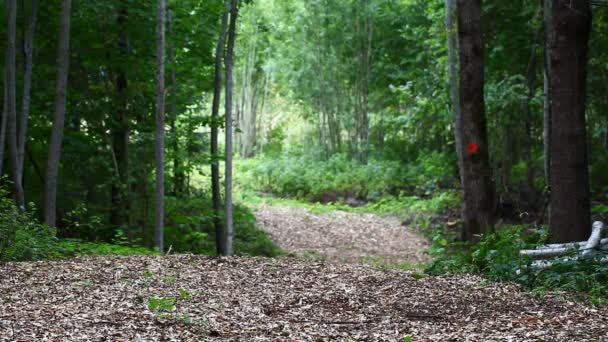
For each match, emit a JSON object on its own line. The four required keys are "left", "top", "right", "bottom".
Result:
{"left": 445, "top": 0, "right": 463, "bottom": 185}
{"left": 0, "top": 72, "right": 7, "bottom": 177}
{"left": 211, "top": 1, "right": 229, "bottom": 255}
{"left": 110, "top": 6, "right": 130, "bottom": 228}
{"left": 6, "top": 0, "right": 25, "bottom": 208}
{"left": 18, "top": 0, "right": 39, "bottom": 183}
{"left": 43, "top": 0, "right": 71, "bottom": 226}
{"left": 223, "top": 0, "right": 238, "bottom": 256}
{"left": 549, "top": 0, "right": 591, "bottom": 243}
{"left": 154, "top": 0, "right": 166, "bottom": 254}
{"left": 456, "top": 0, "right": 494, "bottom": 242}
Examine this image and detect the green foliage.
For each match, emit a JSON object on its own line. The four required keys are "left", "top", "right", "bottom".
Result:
{"left": 426, "top": 226, "right": 608, "bottom": 303}
{"left": 147, "top": 297, "right": 176, "bottom": 312}
{"left": 51, "top": 239, "right": 155, "bottom": 258}
{"left": 0, "top": 191, "right": 57, "bottom": 262}
{"left": 237, "top": 151, "right": 456, "bottom": 204}
{"left": 164, "top": 195, "right": 283, "bottom": 257}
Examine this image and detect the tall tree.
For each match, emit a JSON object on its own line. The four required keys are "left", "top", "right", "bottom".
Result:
{"left": 110, "top": 5, "right": 131, "bottom": 228}
{"left": 44, "top": 0, "right": 72, "bottom": 226}
{"left": 18, "top": 0, "right": 39, "bottom": 182}
{"left": 154, "top": 0, "right": 166, "bottom": 253}
{"left": 223, "top": 0, "right": 238, "bottom": 256}
{"left": 0, "top": 73, "right": 7, "bottom": 177}
{"left": 456, "top": 0, "right": 494, "bottom": 242}
{"left": 6, "top": 0, "right": 25, "bottom": 208}
{"left": 445, "top": 0, "right": 463, "bottom": 185}
{"left": 212, "top": 1, "right": 229, "bottom": 255}
{"left": 549, "top": 0, "right": 592, "bottom": 242}
{"left": 542, "top": 0, "right": 552, "bottom": 192}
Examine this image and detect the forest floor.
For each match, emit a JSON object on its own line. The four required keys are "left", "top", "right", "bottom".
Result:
{"left": 1, "top": 204, "right": 608, "bottom": 341}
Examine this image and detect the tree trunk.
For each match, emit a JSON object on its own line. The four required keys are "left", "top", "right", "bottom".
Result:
{"left": 6, "top": 0, "right": 25, "bottom": 208}
{"left": 154, "top": 0, "right": 166, "bottom": 254}
{"left": 223, "top": 0, "right": 238, "bottom": 256}
{"left": 456, "top": 0, "right": 494, "bottom": 242}
{"left": 43, "top": 0, "right": 71, "bottom": 226}
{"left": 521, "top": 26, "right": 542, "bottom": 209}
{"left": 167, "top": 11, "right": 182, "bottom": 196}
{"left": 446, "top": 0, "right": 463, "bottom": 185}
{"left": 212, "top": 1, "right": 229, "bottom": 255}
{"left": 110, "top": 7, "right": 130, "bottom": 228}
{"left": 549, "top": 0, "right": 591, "bottom": 243}
{"left": 18, "top": 0, "right": 39, "bottom": 183}
{"left": 543, "top": 0, "right": 552, "bottom": 197}
{"left": 0, "top": 72, "right": 7, "bottom": 177}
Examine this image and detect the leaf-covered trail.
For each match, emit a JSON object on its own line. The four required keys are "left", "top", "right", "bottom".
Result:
{"left": 254, "top": 203, "right": 429, "bottom": 265}
{"left": 1, "top": 204, "right": 608, "bottom": 341}
{"left": 2, "top": 255, "right": 607, "bottom": 341}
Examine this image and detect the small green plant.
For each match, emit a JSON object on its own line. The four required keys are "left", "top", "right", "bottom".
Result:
{"left": 403, "top": 336, "right": 412, "bottom": 342}
{"left": 148, "top": 297, "right": 176, "bottom": 312}
{"left": 178, "top": 288, "right": 192, "bottom": 301}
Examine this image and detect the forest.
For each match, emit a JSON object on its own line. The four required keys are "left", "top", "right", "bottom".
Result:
{"left": 1, "top": 0, "right": 608, "bottom": 340}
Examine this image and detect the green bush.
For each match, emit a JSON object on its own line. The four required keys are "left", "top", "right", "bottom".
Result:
{"left": 426, "top": 225, "right": 608, "bottom": 303}
{"left": 164, "top": 195, "right": 282, "bottom": 257}
{"left": 0, "top": 191, "right": 57, "bottom": 262}
{"left": 237, "top": 151, "right": 456, "bottom": 203}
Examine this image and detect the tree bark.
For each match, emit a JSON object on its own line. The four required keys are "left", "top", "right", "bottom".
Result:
{"left": 223, "top": 0, "right": 238, "bottom": 256}
{"left": 456, "top": 0, "right": 494, "bottom": 242}
{"left": 110, "top": 6, "right": 130, "bottom": 228}
{"left": 43, "top": 0, "right": 71, "bottom": 226}
{"left": 18, "top": 0, "right": 39, "bottom": 183}
{"left": 212, "top": 1, "right": 229, "bottom": 255}
{"left": 548, "top": 0, "right": 592, "bottom": 243}
{"left": 154, "top": 0, "right": 166, "bottom": 254}
{"left": 0, "top": 72, "right": 7, "bottom": 178}
{"left": 542, "top": 0, "right": 552, "bottom": 191}
{"left": 168, "top": 11, "right": 182, "bottom": 196}
{"left": 6, "top": 0, "right": 25, "bottom": 208}
{"left": 446, "top": 0, "right": 463, "bottom": 185}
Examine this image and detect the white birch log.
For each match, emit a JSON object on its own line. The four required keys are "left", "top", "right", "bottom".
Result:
{"left": 520, "top": 221, "right": 605, "bottom": 259}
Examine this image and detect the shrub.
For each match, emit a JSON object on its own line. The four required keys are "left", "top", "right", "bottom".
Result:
{"left": 0, "top": 190, "right": 58, "bottom": 262}
{"left": 426, "top": 225, "right": 608, "bottom": 303}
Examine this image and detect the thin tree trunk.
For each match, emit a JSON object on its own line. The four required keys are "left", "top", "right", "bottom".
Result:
{"left": 43, "top": 0, "right": 71, "bottom": 226}
{"left": 549, "top": 0, "right": 591, "bottom": 243}
{"left": 212, "top": 1, "right": 229, "bottom": 255}
{"left": 18, "top": 0, "right": 38, "bottom": 183}
{"left": 110, "top": 7, "right": 130, "bottom": 228}
{"left": 521, "top": 27, "right": 542, "bottom": 209}
{"left": 223, "top": 0, "right": 238, "bottom": 256}
{"left": 6, "top": 0, "right": 25, "bottom": 208}
{"left": 542, "top": 0, "right": 552, "bottom": 193}
{"left": 446, "top": 0, "right": 463, "bottom": 185}
{"left": 168, "top": 11, "right": 182, "bottom": 196}
{"left": 154, "top": 0, "right": 166, "bottom": 254}
{"left": 456, "top": 0, "right": 494, "bottom": 242}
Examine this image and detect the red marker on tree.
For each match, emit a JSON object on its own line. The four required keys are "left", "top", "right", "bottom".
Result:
{"left": 467, "top": 143, "right": 479, "bottom": 154}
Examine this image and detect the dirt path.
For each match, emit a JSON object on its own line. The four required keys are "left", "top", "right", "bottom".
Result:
{"left": 254, "top": 204, "right": 429, "bottom": 265}
{"left": 2, "top": 255, "right": 607, "bottom": 341}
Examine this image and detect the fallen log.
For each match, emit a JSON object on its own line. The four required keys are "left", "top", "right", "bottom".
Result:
{"left": 520, "top": 222, "right": 605, "bottom": 259}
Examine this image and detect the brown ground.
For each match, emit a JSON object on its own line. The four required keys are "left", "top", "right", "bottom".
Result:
{"left": 1, "top": 205, "right": 607, "bottom": 341}
{"left": 1, "top": 255, "right": 607, "bottom": 341}
{"left": 254, "top": 204, "right": 429, "bottom": 265}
